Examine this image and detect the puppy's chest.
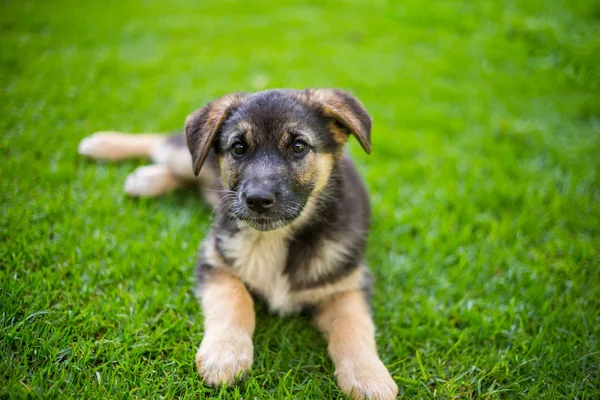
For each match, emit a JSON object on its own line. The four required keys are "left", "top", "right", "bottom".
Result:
{"left": 218, "top": 229, "right": 299, "bottom": 314}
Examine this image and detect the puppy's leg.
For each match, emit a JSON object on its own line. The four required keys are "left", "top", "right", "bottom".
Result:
{"left": 196, "top": 270, "right": 255, "bottom": 386}
{"left": 78, "top": 131, "right": 167, "bottom": 160}
{"left": 314, "top": 290, "right": 398, "bottom": 400}
{"left": 79, "top": 132, "right": 192, "bottom": 197}
{"left": 123, "top": 164, "right": 184, "bottom": 197}
{"left": 121, "top": 135, "right": 191, "bottom": 197}
{"left": 80, "top": 132, "right": 222, "bottom": 200}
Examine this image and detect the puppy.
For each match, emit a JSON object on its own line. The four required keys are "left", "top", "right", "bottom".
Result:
{"left": 79, "top": 89, "right": 398, "bottom": 400}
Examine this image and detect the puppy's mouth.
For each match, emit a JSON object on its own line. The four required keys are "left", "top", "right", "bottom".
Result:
{"left": 233, "top": 203, "right": 303, "bottom": 231}
{"left": 243, "top": 218, "right": 292, "bottom": 231}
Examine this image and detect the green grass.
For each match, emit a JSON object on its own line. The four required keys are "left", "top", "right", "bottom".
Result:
{"left": 1, "top": 0, "right": 599, "bottom": 398}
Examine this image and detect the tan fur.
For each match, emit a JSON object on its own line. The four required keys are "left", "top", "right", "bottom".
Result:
{"left": 295, "top": 89, "right": 371, "bottom": 153}
{"left": 308, "top": 90, "right": 364, "bottom": 137}
{"left": 284, "top": 153, "right": 334, "bottom": 230}
{"left": 314, "top": 153, "right": 334, "bottom": 193}
{"left": 217, "top": 155, "right": 237, "bottom": 190}
{"left": 78, "top": 131, "right": 166, "bottom": 160}
{"left": 293, "top": 150, "right": 331, "bottom": 189}
{"left": 79, "top": 131, "right": 224, "bottom": 198}
{"left": 234, "top": 121, "right": 255, "bottom": 145}
{"left": 326, "top": 120, "right": 349, "bottom": 144}
{"left": 292, "top": 267, "right": 365, "bottom": 304}
{"left": 295, "top": 154, "right": 315, "bottom": 186}
{"left": 315, "top": 291, "right": 398, "bottom": 400}
{"left": 276, "top": 123, "right": 302, "bottom": 147}
{"left": 196, "top": 270, "right": 255, "bottom": 385}
{"left": 150, "top": 142, "right": 195, "bottom": 180}
{"left": 124, "top": 164, "right": 184, "bottom": 197}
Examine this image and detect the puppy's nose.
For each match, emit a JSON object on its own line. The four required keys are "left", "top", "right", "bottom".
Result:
{"left": 245, "top": 190, "right": 276, "bottom": 213}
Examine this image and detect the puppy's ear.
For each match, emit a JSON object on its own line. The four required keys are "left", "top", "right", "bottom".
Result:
{"left": 302, "top": 89, "right": 372, "bottom": 154}
{"left": 185, "top": 93, "right": 246, "bottom": 176}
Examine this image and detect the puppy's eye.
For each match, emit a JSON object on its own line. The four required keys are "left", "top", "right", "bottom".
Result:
{"left": 232, "top": 142, "right": 247, "bottom": 156}
{"left": 291, "top": 139, "right": 308, "bottom": 155}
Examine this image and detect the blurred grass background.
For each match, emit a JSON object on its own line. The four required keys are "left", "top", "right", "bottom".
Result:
{"left": 1, "top": 0, "right": 599, "bottom": 398}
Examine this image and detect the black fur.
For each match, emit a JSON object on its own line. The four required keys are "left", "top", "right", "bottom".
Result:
{"left": 284, "top": 156, "right": 370, "bottom": 290}
{"left": 195, "top": 250, "right": 214, "bottom": 288}
{"left": 186, "top": 89, "right": 374, "bottom": 308}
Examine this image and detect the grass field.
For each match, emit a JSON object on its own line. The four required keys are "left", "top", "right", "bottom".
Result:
{"left": 2, "top": 0, "right": 599, "bottom": 398}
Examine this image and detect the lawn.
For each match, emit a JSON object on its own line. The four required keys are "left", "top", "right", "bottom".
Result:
{"left": 1, "top": 0, "right": 599, "bottom": 398}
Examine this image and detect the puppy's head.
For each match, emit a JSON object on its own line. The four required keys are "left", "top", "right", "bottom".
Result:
{"left": 185, "top": 89, "right": 371, "bottom": 231}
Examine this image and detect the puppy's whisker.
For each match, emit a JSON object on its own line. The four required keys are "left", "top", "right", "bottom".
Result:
{"left": 209, "top": 194, "right": 237, "bottom": 223}
{"left": 205, "top": 188, "right": 236, "bottom": 194}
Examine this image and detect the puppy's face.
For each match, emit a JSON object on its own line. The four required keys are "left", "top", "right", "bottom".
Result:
{"left": 185, "top": 89, "right": 372, "bottom": 231}
{"left": 215, "top": 93, "right": 339, "bottom": 231}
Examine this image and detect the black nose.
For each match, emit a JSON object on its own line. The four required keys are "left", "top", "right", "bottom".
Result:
{"left": 245, "top": 190, "right": 276, "bottom": 213}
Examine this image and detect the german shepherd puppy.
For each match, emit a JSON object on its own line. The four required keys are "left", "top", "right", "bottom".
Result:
{"left": 78, "top": 89, "right": 398, "bottom": 400}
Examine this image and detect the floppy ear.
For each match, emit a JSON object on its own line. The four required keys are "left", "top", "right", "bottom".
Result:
{"left": 184, "top": 93, "right": 246, "bottom": 176}
{"left": 302, "top": 89, "right": 372, "bottom": 154}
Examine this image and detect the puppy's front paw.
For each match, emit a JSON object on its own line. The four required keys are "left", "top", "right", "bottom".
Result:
{"left": 196, "top": 333, "right": 253, "bottom": 386}
{"left": 336, "top": 355, "right": 398, "bottom": 400}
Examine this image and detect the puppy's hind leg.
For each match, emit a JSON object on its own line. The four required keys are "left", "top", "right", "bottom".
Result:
{"left": 80, "top": 131, "right": 222, "bottom": 200}
{"left": 79, "top": 132, "right": 189, "bottom": 197}
{"left": 124, "top": 164, "right": 185, "bottom": 197}
{"left": 155, "top": 135, "right": 224, "bottom": 206}
{"left": 78, "top": 131, "right": 167, "bottom": 161}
